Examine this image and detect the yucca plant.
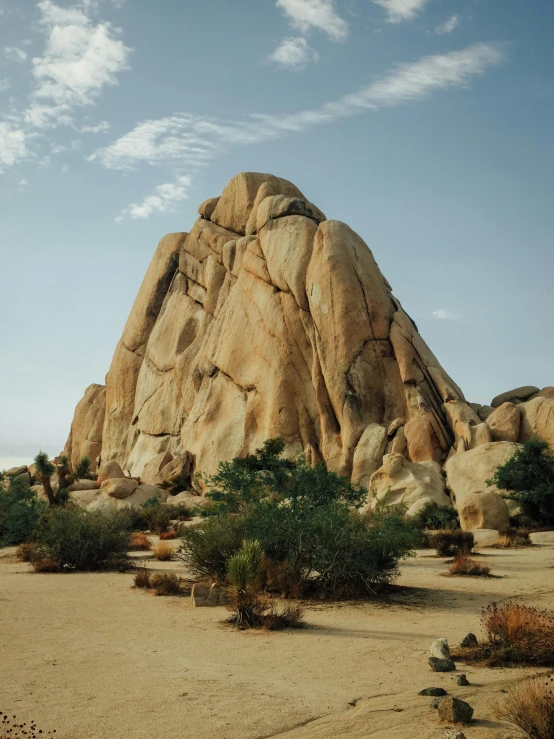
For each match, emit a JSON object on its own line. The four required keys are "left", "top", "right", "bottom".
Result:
{"left": 34, "top": 451, "right": 57, "bottom": 506}
{"left": 74, "top": 456, "right": 94, "bottom": 480}
{"left": 227, "top": 539, "right": 265, "bottom": 628}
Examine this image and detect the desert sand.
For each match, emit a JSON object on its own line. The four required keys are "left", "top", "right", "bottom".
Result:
{"left": 1, "top": 539, "right": 553, "bottom": 739}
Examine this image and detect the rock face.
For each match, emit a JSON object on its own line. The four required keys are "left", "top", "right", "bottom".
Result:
{"left": 369, "top": 454, "right": 451, "bottom": 516}
{"left": 63, "top": 172, "right": 554, "bottom": 528}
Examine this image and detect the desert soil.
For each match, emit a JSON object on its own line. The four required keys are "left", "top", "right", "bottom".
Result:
{"left": 1, "top": 538, "right": 553, "bottom": 739}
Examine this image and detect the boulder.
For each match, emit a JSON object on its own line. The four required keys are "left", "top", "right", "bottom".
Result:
{"left": 437, "top": 696, "right": 474, "bottom": 724}
{"left": 12, "top": 472, "right": 30, "bottom": 487}
{"left": 460, "top": 633, "right": 478, "bottom": 648}
{"left": 369, "top": 454, "right": 452, "bottom": 516}
{"left": 485, "top": 402, "right": 521, "bottom": 442}
{"left": 477, "top": 405, "right": 494, "bottom": 422}
{"left": 429, "top": 657, "right": 456, "bottom": 673}
{"left": 198, "top": 196, "right": 220, "bottom": 219}
{"left": 458, "top": 491, "right": 510, "bottom": 531}
{"left": 351, "top": 424, "right": 388, "bottom": 488}
{"left": 444, "top": 441, "right": 520, "bottom": 507}
{"left": 491, "top": 385, "right": 539, "bottom": 408}
{"left": 97, "top": 460, "right": 125, "bottom": 486}
{"left": 103, "top": 477, "right": 139, "bottom": 500}
{"left": 68, "top": 479, "right": 100, "bottom": 492}
{"left": 63, "top": 383, "right": 106, "bottom": 473}
{"left": 6, "top": 465, "right": 28, "bottom": 476}
{"left": 430, "top": 638, "right": 451, "bottom": 660}
{"left": 456, "top": 675, "right": 469, "bottom": 686}
{"left": 538, "top": 386, "right": 554, "bottom": 400}
{"left": 444, "top": 732, "right": 467, "bottom": 739}
{"left": 419, "top": 687, "right": 447, "bottom": 697}
{"left": 256, "top": 194, "right": 325, "bottom": 232}
{"left": 518, "top": 396, "right": 554, "bottom": 452}
{"left": 141, "top": 451, "right": 173, "bottom": 485}
{"left": 191, "top": 583, "right": 233, "bottom": 607}
{"left": 472, "top": 529, "right": 501, "bottom": 547}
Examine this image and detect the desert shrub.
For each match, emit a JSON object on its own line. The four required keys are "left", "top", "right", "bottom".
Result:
{"left": 458, "top": 603, "right": 554, "bottom": 667}
{"left": 152, "top": 542, "right": 173, "bottom": 561}
{"left": 133, "top": 567, "right": 151, "bottom": 588}
{"left": 181, "top": 439, "right": 419, "bottom": 597}
{"left": 128, "top": 532, "right": 151, "bottom": 551}
{"left": 149, "top": 572, "right": 182, "bottom": 596}
{"left": 411, "top": 502, "right": 459, "bottom": 531}
{"left": 259, "top": 600, "right": 304, "bottom": 631}
{"left": 429, "top": 529, "right": 474, "bottom": 557}
{"left": 140, "top": 496, "right": 174, "bottom": 533}
{"left": 0, "top": 713, "right": 57, "bottom": 738}
{"left": 166, "top": 503, "right": 193, "bottom": 521}
{"left": 496, "top": 675, "right": 554, "bottom": 739}
{"left": 159, "top": 529, "right": 178, "bottom": 540}
{"left": 74, "top": 456, "right": 94, "bottom": 480}
{"left": 33, "top": 506, "right": 131, "bottom": 571}
{"left": 15, "top": 541, "right": 37, "bottom": 562}
{"left": 449, "top": 554, "right": 491, "bottom": 577}
{"left": 495, "top": 527, "right": 532, "bottom": 548}
{"left": 0, "top": 475, "right": 47, "bottom": 545}
{"left": 31, "top": 557, "right": 59, "bottom": 573}
{"left": 488, "top": 438, "right": 554, "bottom": 526}
{"left": 179, "top": 514, "right": 246, "bottom": 581}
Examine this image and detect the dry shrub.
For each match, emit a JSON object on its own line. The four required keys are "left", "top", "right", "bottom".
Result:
{"left": 449, "top": 554, "right": 491, "bottom": 577}
{"left": 31, "top": 557, "right": 59, "bottom": 573}
{"left": 458, "top": 602, "right": 554, "bottom": 667}
{"left": 259, "top": 599, "right": 305, "bottom": 631}
{"left": 15, "top": 542, "right": 37, "bottom": 562}
{"left": 128, "top": 532, "right": 151, "bottom": 551}
{"left": 133, "top": 568, "right": 151, "bottom": 589}
{"left": 496, "top": 675, "right": 554, "bottom": 738}
{"left": 0, "top": 713, "right": 56, "bottom": 738}
{"left": 159, "top": 530, "right": 178, "bottom": 540}
{"left": 152, "top": 542, "right": 173, "bottom": 561}
{"left": 495, "top": 528, "right": 532, "bottom": 548}
{"left": 263, "top": 558, "right": 305, "bottom": 598}
{"left": 429, "top": 530, "right": 474, "bottom": 557}
{"left": 149, "top": 573, "right": 182, "bottom": 596}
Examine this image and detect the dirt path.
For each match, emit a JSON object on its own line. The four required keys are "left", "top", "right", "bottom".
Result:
{"left": 1, "top": 542, "right": 553, "bottom": 739}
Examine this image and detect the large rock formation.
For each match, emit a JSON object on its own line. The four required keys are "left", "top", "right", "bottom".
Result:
{"left": 64, "top": 172, "right": 554, "bottom": 527}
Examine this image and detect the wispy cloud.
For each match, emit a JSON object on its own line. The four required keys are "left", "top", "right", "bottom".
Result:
{"left": 79, "top": 120, "right": 110, "bottom": 133}
{"left": 95, "top": 43, "right": 504, "bottom": 218}
{"left": 432, "top": 309, "right": 460, "bottom": 320}
{"left": 276, "top": 0, "right": 348, "bottom": 41}
{"left": 372, "top": 0, "right": 431, "bottom": 24}
{"left": 435, "top": 15, "right": 459, "bottom": 34}
{"left": 0, "top": 123, "right": 28, "bottom": 172}
{"left": 5, "top": 46, "right": 27, "bottom": 63}
{"left": 117, "top": 175, "right": 192, "bottom": 221}
{"left": 268, "top": 36, "right": 319, "bottom": 70}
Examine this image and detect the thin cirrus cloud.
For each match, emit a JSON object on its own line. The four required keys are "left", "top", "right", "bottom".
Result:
{"left": 275, "top": 0, "right": 348, "bottom": 41}
{"left": 5, "top": 46, "right": 28, "bottom": 63}
{"left": 92, "top": 43, "right": 505, "bottom": 219}
{"left": 267, "top": 36, "right": 319, "bottom": 70}
{"left": 436, "top": 15, "right": 459, "bottom": 35}
{"left": 372, "top": 0, "right": 431, "bottom": 23}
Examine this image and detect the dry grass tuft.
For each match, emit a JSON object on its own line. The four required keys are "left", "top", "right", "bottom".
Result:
{"left": 15, "top": 542, "right": 37, "bottom": 562}
{"left": 128, "top": 532, "right": 151, "bottom": 551}
{"left": 495, "top": 528, "right": 532, "bottom": 549}
{"left": 149, "top": 572, "right": 182, "bottom": 596}
{"left": 31, "top": 557, "right": 59, "bottom": 573}
{"left": 449, "top": 554, "right": 491, "bottom": 577}
{"left": 456, "top": 602, "right": 554, "bottom": 667}
{"left": 496, "top": 674, "right": 554, "bottom": 738}
{"left": 133, "top": 568, "right": 151, "bottom": 589}
{"left": 152, "top": 542, "right": 173, "bottom": 561}
{"left": 159, "top": 530, "right": 178, "bottom": 541}
{"left": 429, "top": 530, "right": 474, "bottom": 557}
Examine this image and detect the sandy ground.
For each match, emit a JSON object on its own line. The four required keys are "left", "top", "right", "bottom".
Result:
{"left": 1, "top": 539, "right": 553, "bottom": 739}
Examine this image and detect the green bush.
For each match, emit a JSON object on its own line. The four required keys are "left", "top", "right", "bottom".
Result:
{"left": 487, "top": 438, "right": 554, "bottom": 526}
{"left": 33, "top": 506, "right": 131, "bottom": 571}
{"left": 180, "top": 439, "right": 419, "bottom": 597}
{"left": 0, "top": 474, "right": 47, "bottom": 545}
{"left": 75, "top": 457, "right": 94, "bottom": 480}
{"left": 411, "top": 501, "right": 459, "bottom": 531}
{"left": 179, "top": 514, "right": 246, "bottom": 581}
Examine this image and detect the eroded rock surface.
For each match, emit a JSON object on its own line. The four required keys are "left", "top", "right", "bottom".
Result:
{"left": 63, "top": 172, "right": 553, "bottom": 526}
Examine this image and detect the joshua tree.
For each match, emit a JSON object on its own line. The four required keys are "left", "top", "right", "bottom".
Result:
{"left": 75, "top": 456, "right": 93, "bottom": 480}
{"left": 34, "top": 451, "right": 57, "bottom": 506}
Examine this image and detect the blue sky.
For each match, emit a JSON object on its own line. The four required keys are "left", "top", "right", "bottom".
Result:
{"left": 0, "top": 0, "right": 553, "bottom": 459}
